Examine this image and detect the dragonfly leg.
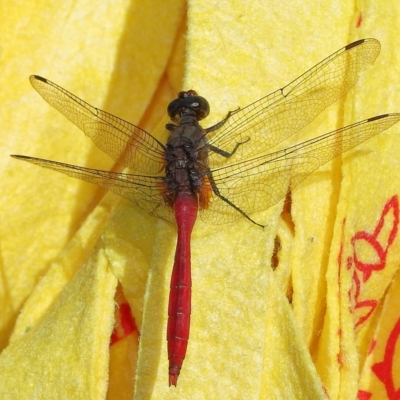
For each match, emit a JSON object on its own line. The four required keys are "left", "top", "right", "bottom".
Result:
{"left": 207, "top": 137, "right": 250, "bottom": 158}
{"left": 204, "top": 107, "right": 240, "bottom": 133}
{"left": 206, "top": 171, "right": 265, "bottom": 228}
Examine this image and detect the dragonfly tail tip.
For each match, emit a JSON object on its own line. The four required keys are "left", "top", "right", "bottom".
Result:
{"left": 169, "top": 367, "right": 180, "bottom": 386}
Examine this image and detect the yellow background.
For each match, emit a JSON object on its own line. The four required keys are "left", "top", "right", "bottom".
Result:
{"left": 1, "top": 0, "right": 400, "bottom": 399}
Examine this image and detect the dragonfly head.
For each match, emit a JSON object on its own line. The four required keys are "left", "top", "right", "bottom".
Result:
{"left": 167, "top": 90, "right": 210, "bottom": 123}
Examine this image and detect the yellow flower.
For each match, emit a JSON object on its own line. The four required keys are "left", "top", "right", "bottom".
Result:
{"left": 1, "top": 1, "right": 400, "bottom": 399}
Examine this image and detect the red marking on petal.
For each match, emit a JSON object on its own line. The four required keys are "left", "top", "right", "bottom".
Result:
{"left": 119, "top": 303, "right": 138, "bottom": 336}
{"left": 110, "top": 330, "right": 120, "bottom": 346}
{"left": 352, "top": 196, "right": 399, "bottom": 282}
{"left": 371, "top": 317, "right": 400, "bottom": 398}
{"left": 347, "top": 196, "right": 400, "bottom": 328}
{"left": 368, "top": 339, "right": 377, "bottom": 355}
{"left": 356, "top": 13, "right": 363, "bottom": 28}
{"left": 110, "top": 285, "right": 139, "bottom": 346}
{"left": 111, "top": 302, "right": 138, "bottom": 345}
{"left": 357, "top": 390, "right": 372, "bottom": 400}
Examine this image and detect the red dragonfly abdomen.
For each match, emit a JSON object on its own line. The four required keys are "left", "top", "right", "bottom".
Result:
{"left": 167, "top": 192, "right": 198, "bottom": 386}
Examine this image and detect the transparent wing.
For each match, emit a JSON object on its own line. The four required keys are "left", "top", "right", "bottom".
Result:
{"left": 11, "top": 155, "right": 174, "bottom": 223}
{"left": 30, "top": 75, "right": 165, "bottom": 174}
{"left": 206, "top": 38, "right": 381, "bottom": 164}
{"left": 200, "top": 113, "right": 400, "bottom": 225}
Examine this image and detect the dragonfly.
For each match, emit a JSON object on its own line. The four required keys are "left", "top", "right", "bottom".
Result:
{"left": 12, "top": 38, "right": 400, "bottom": 386}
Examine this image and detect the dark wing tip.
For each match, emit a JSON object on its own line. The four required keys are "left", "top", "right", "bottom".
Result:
{"left": 345, "top": 38, "right": 366, "bottom": 50}
{"left": 30, "top": 75, "right": 47, "bottom": 83}
{"left": 345, "top": 38, "right": 378, "bottom": 51}
{"left": 367, "top": 114, "right": 389, "bottom": 122}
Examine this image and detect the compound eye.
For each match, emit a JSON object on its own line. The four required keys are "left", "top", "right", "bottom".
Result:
{"left": 167, "top": 98, "right": 184, "bottom": 121}
{"left": 189, "top": 96, "right": 210, "bottom": 120}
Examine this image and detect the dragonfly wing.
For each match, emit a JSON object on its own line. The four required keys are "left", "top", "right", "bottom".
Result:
{"left": 201, "top": 113, "right": 400, "bottom": 225}
{"left": 30, "top": 76, "right": 165, "bottom": 174}
{"left": 207, "top": 38, "right": 381, "bottom": 163}
{"left": 12, "top": 155, "right": 175, "bottom": 224}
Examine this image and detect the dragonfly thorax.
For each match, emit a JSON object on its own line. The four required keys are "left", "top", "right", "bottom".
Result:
{"left": 164, "top": 130, "right": 207, "bottom": 199}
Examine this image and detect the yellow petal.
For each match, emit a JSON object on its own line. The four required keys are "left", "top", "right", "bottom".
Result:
{"left": 0, "top": 245, "right": 118, "bottom": 398}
